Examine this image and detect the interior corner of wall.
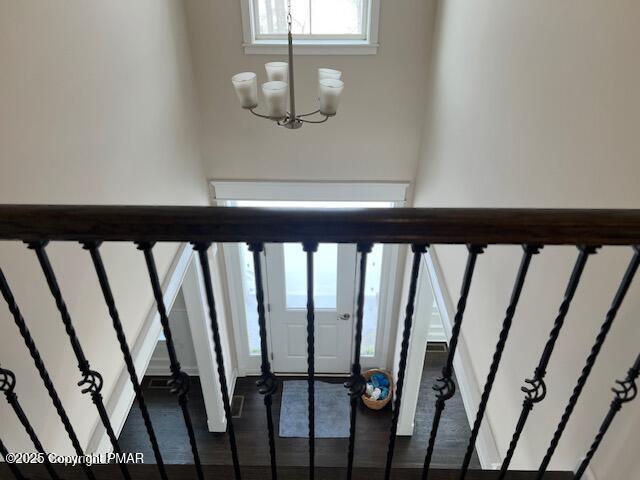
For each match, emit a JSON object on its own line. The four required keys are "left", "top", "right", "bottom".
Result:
{"left": 580, "top": 464, "right": 598, "bottom": 480}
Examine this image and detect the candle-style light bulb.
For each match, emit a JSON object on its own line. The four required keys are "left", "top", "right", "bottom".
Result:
{"left": 231, "top": 72, "right": 258, "bottom": 108}
{"left": 266, "top": 62, "right": 289, "bottom": 82}
{"left": 262, "top": 81, "right": 288, "bottom": 119}
{"left": 318, "top": 68, "right": 342, "bottom": 100}
{"left": 319, "top": 79, "right": 344, "bottom": 116}
{"left": 318, "top": 68, "right": 342, "bottom": 81}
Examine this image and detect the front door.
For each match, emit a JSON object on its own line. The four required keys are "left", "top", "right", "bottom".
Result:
{"left": 265, "top": 242, "right": 357, "bottom": 374}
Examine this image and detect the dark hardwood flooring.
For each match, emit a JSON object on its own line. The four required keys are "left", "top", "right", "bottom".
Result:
{"left": 3, "top": 464, "right": 573, "bottom": 480}
{"left": 118, "top": 351, "right": 480, "bottom": 470}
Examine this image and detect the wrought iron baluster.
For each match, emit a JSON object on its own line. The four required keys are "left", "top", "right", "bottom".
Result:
{"left": 193, "top": 243, "right": 242, "bottom": 480}
{"left": 574, "top": 352, "right": 640, "bottom": 479}
{"left": 537, "top": 246, "right": 640, "bottom": 478}
{"left": 384, "top": 244, "right": 428, "bottom": 480}
{"left": 422, "top": 245, "right": 485, "bottom": 480}
{"left": 303, "top": 242, "right": 318, "bottom": 480}
{"left": 498, "top": 246, "right": 596, "bottom": 478}
{"left": 28, "top": 241, "right": 130, "bottom": 480}
{"left": 248, "top": 242, "right": 279, "bottom": 480}
{"left": 137, "top": 242, "right": 205, "bottom": 480}
{"left": 0, "top": 268, "right": 94, "bottom": 480}
{"left": 0, "top": 365, "right": 59, "bottom": 479}
{"left": 344, "top": 243, "right": 372, "bottom": 480}
{"left": 83, "top": 242, "right": 168, "bottom": 480}
{"left": 0, "top": 437, "right": 26, "bottom": 480}
{"left": 459, "top": 244, "right": 541, "bottom": 480}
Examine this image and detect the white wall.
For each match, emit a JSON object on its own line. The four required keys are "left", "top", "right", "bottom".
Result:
{"left": 147, "top": 290, "right": 200, "bottom": 376}
{"left": 0, "top": 0, "right": 208, "bottom": 454}
{"left": 183, "top": 0, "right": 436, "bottom": 183}
{"left": 414, "top": 1, "right": 640, "bottom": 478}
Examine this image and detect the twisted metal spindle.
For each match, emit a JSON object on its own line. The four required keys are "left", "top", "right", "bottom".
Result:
{"left": 0, "top": 268, "right": 94, "bottom": 480}
{"left": 193, "top": 243, "right": 242, "bottom": 480}
{"left": 498, "top": 246, "right": 596, "bottom": 478}
{"left": 459, "top": 244, "right": 541, "bottom": 479}
{"left": 248, "top": 242, "right": 279, "bottom": 480}
{"left": 138, "top": 242, "right": 204, "bottom": 480}
{"left": 537, "top": 246, "right": 640, "bottom": 479}
{"left": 303, "top": 242, "right": 318, "bottom": 480}
{"left": 384, "top": 244, "right": 428, "bottom": 480}
{"left": 0, "top": 365, "right": 59, "bottom": 479}
{"left": 83, "top": 242, "right": 168, "bottom": 480}
{"left": 422, "top": 244, "right": 485, "bottom": 480}
{"left": 29, "top": 241, "right": 129, "bottom": 480}
{"left": 574, "top": 352, "right": 640, "bottom": 479}
{"left": 0, "top": 437, "right": 25, "bottom": 480}
{"left": 344, "top": 243, "right": 373, "bottom": 480}
{"left": 137, "top": 242, "right": 204, "bottom": 480}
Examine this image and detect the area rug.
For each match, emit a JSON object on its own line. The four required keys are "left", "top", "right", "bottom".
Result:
{"left": 279, "top": 380, "right": 350, "bottom": 438}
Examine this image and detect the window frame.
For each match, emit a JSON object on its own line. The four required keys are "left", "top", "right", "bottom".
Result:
{"left": 240, "top": 0, "right": 380, "bottom": 55}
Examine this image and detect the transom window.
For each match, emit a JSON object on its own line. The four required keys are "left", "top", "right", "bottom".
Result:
{"left": 255, "top": 0, "right": 367, "bottom": 39}
{"left": 240, "top": 0, "right": 380, "bottom": 54}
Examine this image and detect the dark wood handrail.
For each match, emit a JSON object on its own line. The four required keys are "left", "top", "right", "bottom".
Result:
{"left": 0, "top": 205, "right": 638, "bottom": 245}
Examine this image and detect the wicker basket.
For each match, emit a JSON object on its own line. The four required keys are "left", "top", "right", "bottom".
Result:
{"left": 362, "top": 369, "right": 394, "bottom": 410}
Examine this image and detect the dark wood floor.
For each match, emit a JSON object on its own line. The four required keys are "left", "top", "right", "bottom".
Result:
{"left": 119, "top": 351, "right": 480, "bottom": 470}
{"left": 3, "top": 464, "right": 573, "bottom": 480}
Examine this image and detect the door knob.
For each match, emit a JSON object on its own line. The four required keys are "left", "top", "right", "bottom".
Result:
{"left": 338, "top": 313, "right": 351, "bottom": 321}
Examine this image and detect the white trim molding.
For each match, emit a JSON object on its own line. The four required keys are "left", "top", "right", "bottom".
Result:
{"left": 424, "top": 247, "right": 502, "bottom": 469}
{"left": 210, "top": 180, "right": 408, "bottom": 203}
{"left": 182, "top": 245, "right": 238, "bottom": 432}
{"left": 87, "top": 244, "right": 193, "bottom": 454}
{"left": 396, "top": 252, "right": 431, "bottom": 436}
{"left": 240, "top": 0, "right": 380, "bottom": 55}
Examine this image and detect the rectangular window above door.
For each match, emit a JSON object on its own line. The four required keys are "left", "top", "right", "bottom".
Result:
{"left": 240, "top": 0, "right": 380, "bottom": 54}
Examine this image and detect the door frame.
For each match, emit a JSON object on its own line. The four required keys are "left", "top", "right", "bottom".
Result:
{"left": 265, "top": 241, "right": 358, "bottom": 374}
{"left": 210, "top": 180, "right": 409, "bottom": 376}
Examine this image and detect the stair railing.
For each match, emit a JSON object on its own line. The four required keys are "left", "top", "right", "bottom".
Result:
{"left": 0, "top": 205, "right": 638, "bottom": 480}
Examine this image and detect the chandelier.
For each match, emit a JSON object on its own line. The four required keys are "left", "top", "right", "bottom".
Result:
{"left": 231, "top": 0, "right": 344, "bottom": 129}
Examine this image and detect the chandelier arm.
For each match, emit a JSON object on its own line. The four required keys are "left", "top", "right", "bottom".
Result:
{"left": 299, "top": 115, "right": 329, "bottom": 124}
{"left": 297, "top": 110, "right": 321, "bottom": 118}
{"left": 249, "top": 108, "right": 279, "bottom": 121}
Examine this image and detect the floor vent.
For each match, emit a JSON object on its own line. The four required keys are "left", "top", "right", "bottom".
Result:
{"left": 426, "top": 342, "right": 448, "bottom": 353}
{"left": 232, "top": 395, "right": 245, "bottom": 418}
{"left": 147, "top": 377, "right": 170, "bottom": 389}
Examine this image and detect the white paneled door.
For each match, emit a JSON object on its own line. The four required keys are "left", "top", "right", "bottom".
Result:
{"left": 265, "top": 242, "right": 357, "bottom": 374}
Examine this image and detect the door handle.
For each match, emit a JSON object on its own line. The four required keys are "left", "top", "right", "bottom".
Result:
{"left": 338, "top": 313, "right": 351, "bottom": 321}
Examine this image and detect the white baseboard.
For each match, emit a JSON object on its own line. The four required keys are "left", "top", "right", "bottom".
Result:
{"left": 86, "top": 244, "right": 194, "bottom": 454}
{"left": 424, "top": 249, "right": 502, "bottom": 469}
